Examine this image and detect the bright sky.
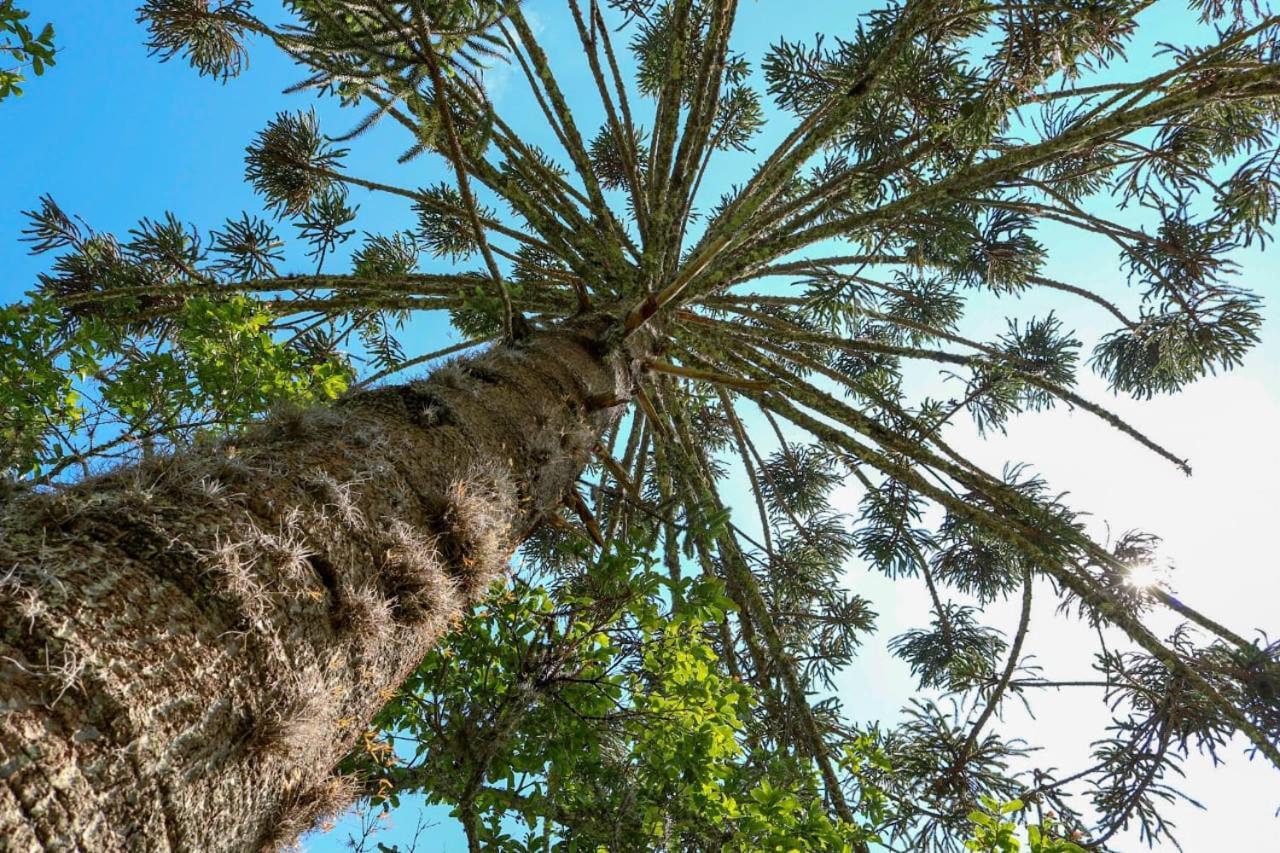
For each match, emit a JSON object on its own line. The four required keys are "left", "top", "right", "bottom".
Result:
{"left": 1, "top": 3, "right": 1277, "bottom": 851}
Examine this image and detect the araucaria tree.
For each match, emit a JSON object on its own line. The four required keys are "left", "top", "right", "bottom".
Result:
{"left": 1, "top": 0, "right": 1278, "bottom": 850}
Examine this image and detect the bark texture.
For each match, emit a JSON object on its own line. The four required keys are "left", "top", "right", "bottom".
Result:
{"left": 0, "top": 316, "right": 637, "bottom": 851}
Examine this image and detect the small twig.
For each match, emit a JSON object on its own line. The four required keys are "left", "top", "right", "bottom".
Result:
{"left": 594, "top": 445, "right": 640, "bottom": 499}
{"left": 644, "top": 358, "right": 770, "bottom": 391}
{"left": 566, "top": 488, "right": 605, "bottom": 547}
{"left": 633, "top": 383, "right": 668, "bottom": 439}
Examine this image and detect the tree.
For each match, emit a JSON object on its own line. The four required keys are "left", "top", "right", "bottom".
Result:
{"left": 1, "top": 0, "right": 1277, "bottom": 850}
{"left": 342, "top": 541, "right": 881, "bottom": 851}
{"left": 0, "top": 1, "right": 55, "bottom": 100}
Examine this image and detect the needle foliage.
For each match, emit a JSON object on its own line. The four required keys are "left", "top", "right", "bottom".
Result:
{"left": 4, "top": 0, "right": 1280, "bottom": 849}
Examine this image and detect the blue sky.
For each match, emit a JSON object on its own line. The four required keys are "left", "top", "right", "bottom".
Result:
{"left": 2, "top": 2, "right": 1278, "bottom": 850}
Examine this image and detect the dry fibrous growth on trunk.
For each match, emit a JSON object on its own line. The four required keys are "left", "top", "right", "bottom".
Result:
{"left": 1, "top": 317, "right": 645, "bottom": 849}
{"left": 1, "top": 0, "right": 1279, "bottom": 850}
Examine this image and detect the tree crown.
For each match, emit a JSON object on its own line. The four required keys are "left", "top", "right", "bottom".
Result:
{"left": 4, "top": 1, "right": 1280, "bottom": 849}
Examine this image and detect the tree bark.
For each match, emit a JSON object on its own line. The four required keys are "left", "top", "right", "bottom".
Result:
{"left": 0, "top": 315, "right": 638, "bottom": 851}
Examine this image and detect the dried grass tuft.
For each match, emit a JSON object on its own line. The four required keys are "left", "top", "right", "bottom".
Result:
{"left": 265, "top": 401, "right": 348, "bottom": 442}
{"left": 418, "top": 403, "right": 444, "bottom": 426}
{"left": 253, "top": 514, "right": 316, "bottom": 584}
{"left": 246, "top": 675, "right": 336, "bottom": 759}
{"left": 259, "top": 774, "right": 361, "bottom": 853}
{"left": 208, "top": 451, "right": 257, "bottom": 487}
{"left": 431, "top": 361, "right": 470, "bottom": 391}
{"left": 335, "top": 582, "right": 393, "bottom": 645}
{"left": 525, "top": 429, "right": 563, "bottom": 468}
{"left": 205, "top": 534, "right": 270, "bottom": 625}
{"left": 377, "top": 520, "right": 458, "bottom": 628}
{"left": 301, "top": 472, "right": 366, "bottom": 531}
{"left": 437, "top": 466, "right": 516, "bottom": 601}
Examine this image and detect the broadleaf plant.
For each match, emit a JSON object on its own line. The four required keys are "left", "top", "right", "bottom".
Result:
{"left": 0, "top": 1, "right": 54, "bottom": 100}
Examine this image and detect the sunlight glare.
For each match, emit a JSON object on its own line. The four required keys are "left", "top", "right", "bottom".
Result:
{"left": 1124, "top": 561, "right": 1162, "bottom": 589}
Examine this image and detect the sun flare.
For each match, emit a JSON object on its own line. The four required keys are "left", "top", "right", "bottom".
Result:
{"left": 1125, "top": 562, "right": 1163, "bottom": 590}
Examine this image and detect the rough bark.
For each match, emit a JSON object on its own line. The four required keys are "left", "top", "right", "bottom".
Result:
{"left": 0, "top": 315, "right": 639, "bottom": 852}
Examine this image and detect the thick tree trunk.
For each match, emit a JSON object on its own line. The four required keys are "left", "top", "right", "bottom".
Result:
{"left": 0, "top": 315, "right": 637, "bottom": 852}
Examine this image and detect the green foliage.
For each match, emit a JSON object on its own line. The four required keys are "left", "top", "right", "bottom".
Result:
{"left": 296, "top": 185, "right": 359, "bottom": 269}
{"left": 210, "top": 213, "right": 284, "bottom": 280}
{"left": 450, "top": 277, "right": 523, "bottom": 340}
{"left": 345, "top": 542, "right": 876, "bottom": 851}
{"left": 0, "top": 299, "right": 95, "bottom": 478}
{"left": 965, "top": 315, "right": 1081, "bottom": 435}
{"left": 139, "top": 0, "right": 251, "bottom": 81}
{"left": 890, "top": 605, "right": 1007, "bottom": 692}
{"left": 965, "top": 798, "right": 1086, "bottom": 853}
{"left": 11, "top": 1, "right": 1280, "bottom": 850}
{"left": 246, "top": 110, "right": 349, "bottom": 218}
{"left": 0, "top": 1, "right": 54, "bottom": 100}
{"left": 1093, "top": 297, "right": 1262, "bottom": 399}
{"left": 414, "top": 183, "right": 492, "bottom": 261}
{"left": 589, "top": 123, "right": 649, "bottom": 191}
{"left": 170, "top": 295, "right": 351, "bottom": 417}
{"left": 0, "top": 293, "right": 349, "bottom": 481}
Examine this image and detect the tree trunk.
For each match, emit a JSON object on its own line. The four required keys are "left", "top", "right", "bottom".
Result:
{"left": 0, "top": 315, "right": 637, "bottom": 852}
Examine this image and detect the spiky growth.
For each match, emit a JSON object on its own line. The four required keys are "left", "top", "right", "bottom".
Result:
{"left": 2, "top": 0, "right": 1279, "bottom": 850}
{"left": 139, "top": 0, "right": 251, "bottom": 81}
{"left": 0, "top": 315, "right": 640, "bottom": 849}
